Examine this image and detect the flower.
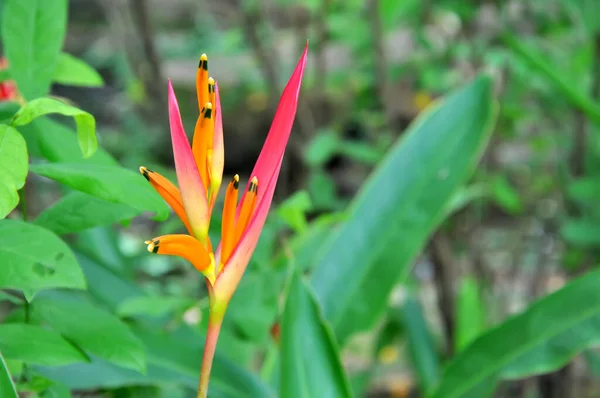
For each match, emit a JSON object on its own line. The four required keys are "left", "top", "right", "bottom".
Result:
{"left": 140, "top": 45, "right": 307, "bottom": 304}
{"left": 0, "top": 58, "right": 19, "bottom": 102}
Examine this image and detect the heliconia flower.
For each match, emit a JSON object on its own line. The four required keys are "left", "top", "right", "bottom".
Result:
{"left": 140, "top": 45, "right": 307, "bottom": 294}
{"left": 139, "top": 45, "right": 307, "bottom": 396}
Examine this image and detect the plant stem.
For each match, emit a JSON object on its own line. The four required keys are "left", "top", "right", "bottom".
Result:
{"left": 197, "top": 305, "right": 225, "bottom": 398}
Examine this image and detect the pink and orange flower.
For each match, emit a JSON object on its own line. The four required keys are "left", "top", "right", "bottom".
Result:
{"left": 139, "top": 46, "right": 307, "bottom": 396}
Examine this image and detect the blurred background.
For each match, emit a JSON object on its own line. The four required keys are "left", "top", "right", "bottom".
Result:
{"left": 13, "top": 0, "right": 600, "bottom": 396}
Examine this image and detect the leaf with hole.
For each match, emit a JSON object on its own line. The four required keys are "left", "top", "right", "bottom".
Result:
{"left": 0, "top": 220, "right": 85, "bottom": 300}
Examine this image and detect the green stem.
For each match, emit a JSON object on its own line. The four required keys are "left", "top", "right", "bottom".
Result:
{"left": 197, "top": 302, "right": 226, "bottom": 398}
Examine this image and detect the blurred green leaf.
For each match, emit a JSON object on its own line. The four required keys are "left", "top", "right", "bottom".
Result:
{"left": 400, "top": 296, "right": 439, "bottom": 395}
{"left": 1, "top": 0, "right": 67, "bottom": 99}
{"left": 31, "top": 296, "right": 145, "bottom": 373}
{"left": 0, "top": 324, "right": 87, "bottom": 366}
{"left": 489, "top": 174, "right": 523, "bottom": 215}
{"left": 561, "top": 219, "right": 600, "bottom": 247}
{"left": 40, "top": 382, "right": 71, "bottom": 398}
{"left": 505, "top": 34, "right": 600, "bottom": 123}
{"left": 117, "top": 296, "right": 194, "bottom": 319}
{"left": 133, "top": 325, "right": 275, "bottom": 397}
{"left": 311, "top": 75, "right": 496, "bottom": 344}
{"left": 433, "top": 269, "right": 600, "bottom": 398}
{"left": 29, "top": 163, "right": 169, "bottom": 221}
{"left": 0, "top": 124, "right": 27, "bottom": 219}
{"left": 280, "top": 268, "right": 352, "bottom": 398}
{"left": 12, "top": 97, "right": 97, "bottom": 158}
{"left": 305, "top": 130, "right": 340, "bottom": 167}
{"left": 454, "top": 276, "right": 485, "bottom": 352}
{"left": 0, "top": 354, "right": 18, "bottom": 398}
{"left": 0, "top": 220, "right": 86, "bottom": 300}
{"left": 277, "top": 191, "right": 313, "bottom": 233}
{"left": 35, "top": 192, "right": 140, "bottom": 235}
{"left": 52, "top": 53, "right": 104, "bottom": 87}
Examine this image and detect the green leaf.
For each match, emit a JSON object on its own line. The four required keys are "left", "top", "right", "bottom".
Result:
{"left": 280, "top": 268, "right": 352, "bottom": 398}
{"left": 454, "top": 276, "right": 485, "bottom": 352}
{"left": 52, "top": 53, "right": 104, "bottom": 87}
{"left": 0, "top": 220, "right": 86, "bottom": 300}
{"left": 0, "top": 353, "right": 18, "bottom": 398}
{"left": 31, "top": 295, "right": 145, "bottom": 373}
{"left": 311, "top": 75, "right": 497, "bottom": 343}
{"left": 116, "top": 296, "right": 194, "bottom": 318}
{"left": 25, "top": 118, "right": 117, "bottom": 166}
{"left": 40, "top": 382, "right": 71, "bottom": 398}
{"left": 1, "top": 0, "right": 67, "bottom": 99}
{"left": 0, "top": 124, "right": 27, "bottom": 219}
{"left": 12, "top": 97, "right": 97, "bottom": 158}
{"left": 0, "top": 324, "right": 87, "bottom": 366}
{"left": 400, "top": 296, "right": 439, "bottom": 395}
{"left": 504, "top": 34, "right": 600, "bottom": 123}
{"left": 433, "top": 269, "right": 600, "bottom": 398}
{"left": 29, "top": 163, "right": 169, "bottom": 221}
{"left": 35, "top": 192, "right": 140, "bottom": 235}
{"left": 489, "top": 174, "right": 522, "bottom": 215}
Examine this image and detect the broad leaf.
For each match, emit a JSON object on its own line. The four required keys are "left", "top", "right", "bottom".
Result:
{"left": 311, "top": 75, "right": 496, "bottom": 343}
{"left": 31, "top": 295, "right": 145, "bottom": 373}
{"left": 280, "top": 268, "right": 351, "bottom": 398}
{"left": 35, "top": 192, "right": 140, "bottom": 235}
{"left": 433, "top": 269, "right": 600, "bottom": 398}
{"left": 117, "top": 296, "right": 194, "bottom": 318}
{"left": 52, "top": 53, "right": 104, "bottom": 87}
{"left": 1, "top": 0, "right": 67, "bottom": 99}
{"left": 12, "top": 97, "right": 97, "bottom": 158}
{"left": 0, "top": 220, "right": 86, "bottom": 300}
{"left": 0, "top": 353, "right": 18, "bottom": 398}
{"left": 29, "top": 163, "right": 169, "bottom": 221}
{"left": 0, "top": 324, "right": 87, "bottom": 366}
{"left": 0, "top": 124, "right": 27, "bottom": 219}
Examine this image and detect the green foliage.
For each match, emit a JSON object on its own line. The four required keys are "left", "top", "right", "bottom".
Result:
{"left": 29, "top": 163, "right": 169, "bottom": 221}
{"left": 434, "top": 269, "right": 600, "bottom": 397}
{"left": 52, "top": 53, "right": 104, "bottom": 87}
{"left": 400, "top": 296, "right": 440, "bottom": 395}
{"left": 0, "top": 125, "right": 27, "bottom": 218}
{"left": 1, "top": 0, "right": 67, "bottom": 99}
{"left": 31, "top": 295, "right": 145, "bottom": 373}
{"left": 280, "top": 267, "right": 352, "bottom": 398}
{"left": 454, "top": 276, "right": 486, "bottom": 352}
{"left": 0, "top": 324, "right": 87, "bottom": 366}
{"left": 0, "top": 220, "right": 86, "bottom": 300}
{"left": 0, "top": 354, "right": 18, "bottom": 398}
{"left": 12, "top": 97, "right": 98, "bottom": 158}
{"left": 311, "top": 75, "right": 496, "bottom": 344}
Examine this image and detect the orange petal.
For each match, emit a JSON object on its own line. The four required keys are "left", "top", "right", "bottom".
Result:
{"left": 209, "top": 81, "right": 225, "bottom": 211}
{"left": 146, "top": 234, "right": 215, "bottom": 284}
{"left": 220, "top": 175, "right": 239, "bottom": 270}
{"left": 196, "top": 54, "right": 209, "bottom": 112}
{"left": 139, "top": 166, "right": 192, "bottom": 234}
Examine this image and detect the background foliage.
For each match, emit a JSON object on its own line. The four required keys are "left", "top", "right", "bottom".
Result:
{"left": 1, "top": 0, "right": 600, "bottom": 397}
